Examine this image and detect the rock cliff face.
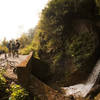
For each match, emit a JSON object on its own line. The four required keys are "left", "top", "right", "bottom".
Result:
{"left": 16, "top": 54, "right": 71, "bottom": 100}
{"left": 37, "top": 18, "right": 100, "bottom": 86}
{"left": 30, "top": 0, "right": 100, "bottom": 86}
{"left": 16, "top": 53, "right": 51, "bottom": 83}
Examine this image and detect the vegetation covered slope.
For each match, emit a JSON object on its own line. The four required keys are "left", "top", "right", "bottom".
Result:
{"left": 31, "top": 0, "right": 100, "bottom": 86}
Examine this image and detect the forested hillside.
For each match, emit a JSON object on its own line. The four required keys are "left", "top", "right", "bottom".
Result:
{"left": 29, "top": 0, "right": 100, "bottom": 88}
{"left": 2, "top": 0, "right": 99, "bottom": 99}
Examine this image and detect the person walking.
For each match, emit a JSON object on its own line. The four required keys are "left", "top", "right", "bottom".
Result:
{"left": 7, "top": 40, "right": 12, "bottom": 57}
{"left": 12, "top": 41, "right": 16, "bottom": 58}
{"left": 15, "top": 40, "right": 20, "bottom": 57}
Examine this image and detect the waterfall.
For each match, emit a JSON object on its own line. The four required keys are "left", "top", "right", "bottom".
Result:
{"left": 63, "top": 60, "right": 100, "bottom": 97}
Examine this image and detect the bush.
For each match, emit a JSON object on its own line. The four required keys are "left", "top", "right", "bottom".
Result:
{"left": 67, "top": 31, "right": 98, "bottom": 69}
{"left": 9, "top": 84, "right": 28, "bottom": 100}
{"left": 0, "top": 72, "right": 9, "bottom": 99}
{"left": 19, "top": 45, "right": 33, "bottom": 55}
{"left": 0, "top": 70, "right": 29, "bottom": 100}
{"left": 0, "top": 45, "right": 8, "bottom": 53}
{"left": 0, "top": 74, "right": 7, "bottom": 88}
{"left": 0, "top": 73, "right": 7, "bottom": 91}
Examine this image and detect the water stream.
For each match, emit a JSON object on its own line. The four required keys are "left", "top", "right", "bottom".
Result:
{"left": 63, "top": 60, "right": 100, "bottom": 97}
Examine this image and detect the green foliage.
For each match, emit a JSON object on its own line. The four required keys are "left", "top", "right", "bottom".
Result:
{"left": 18, "top": 27, "right": 36, "bottom": 50}
{"left": 40, "top": 0, "right": 72, "bottom": 33}
{"left": 32, "top": 32, "right": 40, "bottom": 51}
{"left": 78, "top": 0, "right": 96, "bottom": 16}
{"left": 19, "top": 26, "right": 40, "bottom": 56}
{"left": 96, "top": 0, "right": 100, "bottom": 7}
{"left": 1, "top": 38, "right": 8, "bottom": 47}
{"left": 96, "top": 0, "right": 100, "bottom": 14}
{"left": 0, "top": 69, "right": 29, "bottom": 100}
{"left": 0, "top": 73, "right": 7, "bottom": 90}
{"left": 95, "top": 0, "right": 100, "bottom": 7}
{"left": 20, "top": 44, "right": 33, "bottom": 55}
{"left": 0, "top": 72, "right": 9, "bottom": 100}
{"left": 0, "top": 38, "right": 8, "bottom": 53}
{"left": 18, "top": 33, "right": 30, "bottom": 49}
{"left": 36, "top": 0, "right": 69, "bottom": 63}
{"left": 67, "top": 32, "right": 98, "bottom": 69}
{"left": 53, "top": 52, "right": 63, "bottom": 66}
{"left": 9, "top": 84, "right": 28, "bottom": 100}
{"left": 32, "top": 0, "right": 99, "bottom": 73}
{"left": 0, "top": 45, "right": 8, "bottom": 53}
{"left": 31, "top": 0, "right": 100, "bottom": 85}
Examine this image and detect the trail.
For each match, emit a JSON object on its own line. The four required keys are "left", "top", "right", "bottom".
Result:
{"left": 0, "top": 54, "right": 28, "bottom": 66}
{"left": 63, "top": 60, "right": 100, "bottom": 97}
{"left": 0, "top": 54, "right": 29, "bottom": 80}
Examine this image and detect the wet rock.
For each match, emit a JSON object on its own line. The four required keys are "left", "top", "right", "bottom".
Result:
{"left": 86, "top": 84, "right": 100, "bottom": 99}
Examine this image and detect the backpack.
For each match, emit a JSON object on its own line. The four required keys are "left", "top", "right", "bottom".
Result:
{"left": 16, "top": 42, "right": 20, "bottom": 49}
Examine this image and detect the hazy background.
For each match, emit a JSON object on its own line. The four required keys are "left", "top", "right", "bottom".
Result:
{"left": 0, "top": 0, "right": 48, "bottom": 41}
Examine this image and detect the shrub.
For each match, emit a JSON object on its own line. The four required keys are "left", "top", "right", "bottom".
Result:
{"left": 0, "top": 73, "right": 7, "bottom": 90}
{"left": 0, "top": 45, "right": 8, "bottom": 53}
{"left": 0, "top": 72, "right": 9, "bottom": 99}
{"left": 19, "top": 45, "right": 33, "bottom": 55}
{"left": 67, "top": 31, "right": 98, "bottom": 69}
{"left": 9, "top": 84, "right": 29, "bottom": 100}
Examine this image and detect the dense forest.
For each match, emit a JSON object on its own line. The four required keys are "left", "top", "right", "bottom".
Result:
{"left": 31, "top": 0, "right": 100, "bottom": 85}
{"left": 0, "top": 0, "right": 100, "bottom": 100}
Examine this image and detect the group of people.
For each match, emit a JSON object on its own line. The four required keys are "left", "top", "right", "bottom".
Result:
{"left": 7, "top": 40, "right": 20, "bottom": 58}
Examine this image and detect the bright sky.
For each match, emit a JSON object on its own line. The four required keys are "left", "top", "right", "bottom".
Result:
{"left": 0, "top": 0, "right": 48, "bottom": 41}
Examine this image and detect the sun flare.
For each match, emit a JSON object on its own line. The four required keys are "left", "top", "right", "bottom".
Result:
{"left": 0, "top": 0, "right": 48, "bottom": 41}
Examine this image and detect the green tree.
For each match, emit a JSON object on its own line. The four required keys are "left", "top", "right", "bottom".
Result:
{"left": 32, "top": 0, "right": 100, "bottom": 84}
{"left": 18, "top": 33, "right": 30, "bottom": 48}
{"left": 96, "top": 0, "right": 100, "bottom": 14}
{"left": 2, "top": 37, "right": 8, "bottom": 47}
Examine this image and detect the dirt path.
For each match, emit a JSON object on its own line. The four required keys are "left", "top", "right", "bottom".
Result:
{"left": 0, "top": 54, "right": 28, "bottom": 66}
{"left": 0, "top": 54, "right": 29, "bottom": 80}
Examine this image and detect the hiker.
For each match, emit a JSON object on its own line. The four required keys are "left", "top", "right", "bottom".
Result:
{"left": 15, "top": 40, "right": 20, "bottom": 57}
{"left": 12, "top": 41, "right": 16, "bottom": 58}
{"left": 4, "top": 50, "right": 7, "bottom": 59}
{"left": 0, "top": 50, "right": 7, "bottom": 59}
{"left": 7, "top": 40, "right": 12, "bottom": 57}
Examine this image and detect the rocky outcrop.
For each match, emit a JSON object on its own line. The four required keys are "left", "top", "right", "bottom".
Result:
{"left": 86, "top": 85, "right": 100, "bottom": 99}
{"left": 16, "top": 52, "right": 51, "bottom": 82}
{"left": 16, "top": 53, "right": 71, "bottom": 100}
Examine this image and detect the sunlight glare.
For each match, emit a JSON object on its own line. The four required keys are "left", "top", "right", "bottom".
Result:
{"left": 0, "top": 0, "right": 48, "bottom": 41}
